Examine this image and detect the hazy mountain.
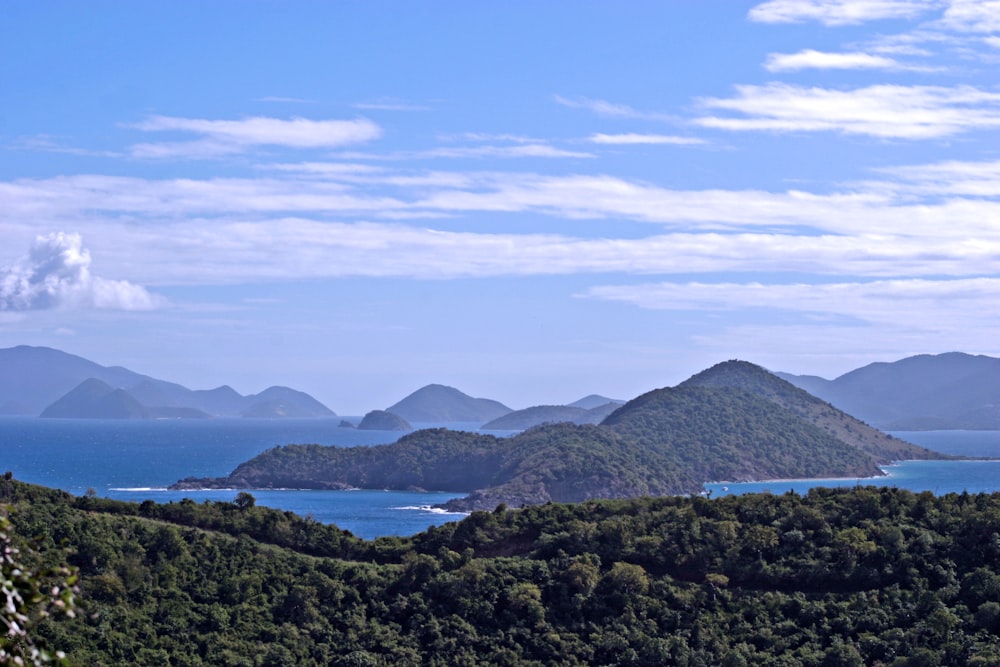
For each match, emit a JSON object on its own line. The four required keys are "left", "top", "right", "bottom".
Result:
{"left": 0, "top": 345, "right": 336, "bottom": 418}
{"left": 568, "top": 394, "right": 623, "bottom": 410}
{"left": 39, "top": 378, "right": 151, "bottom": 419}
{"left": 386, "top": 384, "right": 512, "bottom": 423}
{"left": 777, "top": 352, "right": 1000, "bottom": 430}
{"left": 241, "top": 387, "right": 336, "bottom": 418}
{"left": 0, "top": 345, "right": 152, "bottom": 416}
{"left": 481, "top": 401, "right": 621, "bottom": 430}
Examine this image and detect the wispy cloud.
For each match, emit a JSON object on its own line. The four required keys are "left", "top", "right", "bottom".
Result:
{"left": 0, "top": 232, "right": 161, "bottom": 311}
{"left": 553, "top": 95, "right": 677, "bottom": 122}
{"left": 748, "top": 0, "right": 941, "bottom": 26}
{"left": 696, "top": 83, "right": 1000, "bottom": 138}
{"left": 256, "top": 96, "right": 317, "bottom": 104}
{"left": 352, "top": 100, "right": 432, "bottom": 111}
{"left": 762, "top": 48, "right": 932, "bottom": 71}
{"left": 588, "top": 133, "right": 706, "bottom": 145}
{"left": 127, "top": 115, "right": 382, "bottom": 159}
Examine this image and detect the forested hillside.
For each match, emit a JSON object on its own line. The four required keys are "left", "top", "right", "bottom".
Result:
{"left": 7, "top": 478, "right": 1000, "bottom": 665}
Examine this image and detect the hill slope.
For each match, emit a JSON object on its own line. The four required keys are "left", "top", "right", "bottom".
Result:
{"left": 681, "top": 360, "right": 940, "bottom": 461}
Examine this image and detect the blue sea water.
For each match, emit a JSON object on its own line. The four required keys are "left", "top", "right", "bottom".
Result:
{"left": 704, "top": 430, "right": 1000, "bottom": 498}
{"left": 2, "top": 417, "right": 1000, "bottom": 538}
{"left": 0, "top": 417, "right": 501, "bottom": 540}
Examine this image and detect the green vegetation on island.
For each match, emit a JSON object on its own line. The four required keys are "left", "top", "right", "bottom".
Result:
{"left": 8, "top": 476, "right": 1000, "bottom": 665}
{"left": 172, "top": 362, "right": 943, "bottom": 510}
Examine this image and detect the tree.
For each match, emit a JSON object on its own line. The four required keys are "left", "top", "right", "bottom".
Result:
{"left": 0, "top": 513, "right": 77, "bottom": 666}
{"left": 234, "top": 492, "right": 256, "bottom": 510}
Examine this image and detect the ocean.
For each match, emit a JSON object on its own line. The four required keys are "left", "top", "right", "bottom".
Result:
{"left": 1, "top": 417, "right": 998, "bottom": 539}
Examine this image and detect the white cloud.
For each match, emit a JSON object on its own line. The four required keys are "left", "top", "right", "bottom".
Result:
{"left": 935, "top": 0, "right": 1000, "bottom": 33}
{"left": 696, "top": 83, "right": 1000, "bottom": 138}
{"left": 584, "top": 277, "right": 1000, "bottom": 328}
{"left": 7, "top": 167, "right": 1000, "bottom": 240}
{"left": 873, "top": 158, "right": 1000, "bottom": 196}
{"left": 419, "top": 144, "right": 594, "bottom": 159}
{"left": 748, "top": 0, "right": 941, "bottom": 26}
{"left": 15, "top": 219, "right": 1000, "bottom": 287}
{"left": 763, "top": 49, "right": 916, "bottom": 71}
{"left": 553, "top": 95, "right": 676, "bottom": 122}
{"left": 0, "top": 232, "right": 161, "bottom": 311}
{"left": 128, "top": 115, "right": 382, "bottom": 159}
{"left": 588, "top": 133, "right": 706, "bottom": 145}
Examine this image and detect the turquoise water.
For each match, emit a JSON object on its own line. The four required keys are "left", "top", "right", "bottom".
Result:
{"left": 2, "top": 418, "right": 1000, "bottom": 537}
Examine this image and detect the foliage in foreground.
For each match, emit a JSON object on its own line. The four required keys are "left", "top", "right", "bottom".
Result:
{"left": 6, "top": 478, "right": 1000, "bottom": 665}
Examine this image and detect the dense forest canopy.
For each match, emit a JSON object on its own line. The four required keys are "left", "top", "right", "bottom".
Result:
{"left": 6, "top": 477, "right": 1000, "bottom": 665}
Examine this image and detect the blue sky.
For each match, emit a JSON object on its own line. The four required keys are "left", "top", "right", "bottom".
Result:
{"left": 3, "top": 0, "right": 1000, "bottom": 414}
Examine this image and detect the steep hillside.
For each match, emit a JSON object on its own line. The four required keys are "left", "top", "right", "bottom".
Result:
{"left": 387, "top": 384, "right": 512, "bottom": 423}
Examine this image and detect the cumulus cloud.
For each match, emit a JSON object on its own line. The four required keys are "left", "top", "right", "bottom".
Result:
{"left": 696, "top": 83, "right": 1000, "bottom": 138}
{"left": 0, "top": 232, "right": 160, "bottom": 311}
{"left": 128, "top": 115, "right": 383, "bottom": 159}
{"left": 748, "top": 0, "right": 940, "bottom": 26}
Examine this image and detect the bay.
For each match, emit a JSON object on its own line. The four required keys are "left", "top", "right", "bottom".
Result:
{"left": 3, "top": 418, "right": 1000, "bottom": 538}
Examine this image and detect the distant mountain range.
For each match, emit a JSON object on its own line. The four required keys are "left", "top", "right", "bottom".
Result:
{"left": 0, "top": 345, "right": 336, "bottom": 419}
{"left": 777, "top": 352, "right": 1000, "bottom": 430}
{"left": 173, "top": 360, "right": 942, "bottom": 510}
{"left": 6, "top": 345, "right": 999, "bottom": 429}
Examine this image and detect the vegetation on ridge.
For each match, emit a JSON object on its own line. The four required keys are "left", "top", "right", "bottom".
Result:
{"left": 8, "top": 477, "right": 1000, "bottom": 665}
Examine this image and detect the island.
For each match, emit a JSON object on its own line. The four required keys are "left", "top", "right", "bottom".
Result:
{"left": 171, "top": 361, "right": 943, "bottom": 510}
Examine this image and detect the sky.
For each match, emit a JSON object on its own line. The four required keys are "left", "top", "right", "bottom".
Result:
{"left": 3, "top": 0, "right": 1000, "bottom": 414}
